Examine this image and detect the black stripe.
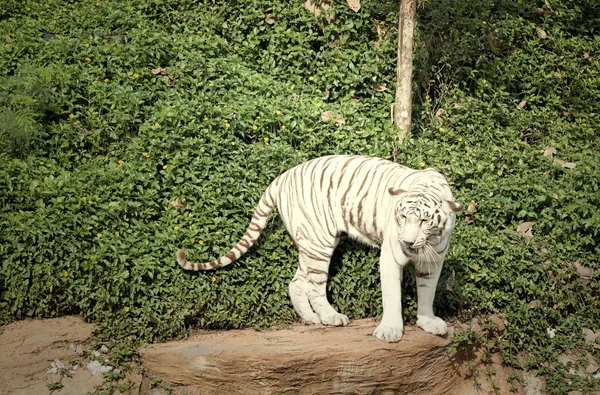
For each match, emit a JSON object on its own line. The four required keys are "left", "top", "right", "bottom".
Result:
{"left": 248, "top": 223, "right": 262, "bottom": 232}
{"left": 307, "top": 267, "right": 328, "bottom": 275}
{"left": 415, "top": 270, "right": 432, "bottom": 278}
{"left": 239, "top": 239, "right": 250, "bottom": 248}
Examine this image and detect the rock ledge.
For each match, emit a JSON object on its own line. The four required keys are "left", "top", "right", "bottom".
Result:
{"left": 141, "top": 319, "right": 461, "bottom": 394}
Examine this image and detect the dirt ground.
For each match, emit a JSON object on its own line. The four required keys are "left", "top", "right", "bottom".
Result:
{"left": 0, "top": 316, "right": 100, "bottom": 394}
{"left": 0, "top": 316, "right": 533, "bottom": 395}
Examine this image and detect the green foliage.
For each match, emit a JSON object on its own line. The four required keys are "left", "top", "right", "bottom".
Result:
{"left": 0, "top": 65, "right": 60, "bottom": 157}
{"left": 0, "top": 0, "right": 599, "bottom": 391}
{"left": 47, "top": 381, "right": 64, "bottom": 391}
{"left": 448, "top": 327, "right": 483, "bottom": 357}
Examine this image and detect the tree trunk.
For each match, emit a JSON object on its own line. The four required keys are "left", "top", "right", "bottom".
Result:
{"left": 394, "top": 0, "right": 417, "bottom": 143}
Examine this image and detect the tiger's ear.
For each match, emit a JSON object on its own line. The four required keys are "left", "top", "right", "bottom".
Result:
{"left": 444, "top": 200, "right": 464, "bottom": 212}
{"left": 388, "top": 187, "right": 407, "bottom": 196}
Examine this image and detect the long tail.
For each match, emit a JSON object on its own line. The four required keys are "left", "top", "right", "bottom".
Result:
{"left": 176, "top": 180, "right": 279, "bottom": 271}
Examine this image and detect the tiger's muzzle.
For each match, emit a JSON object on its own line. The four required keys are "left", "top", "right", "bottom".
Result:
{"left": 399, "top": 238, "right": 426, "bottom": 256}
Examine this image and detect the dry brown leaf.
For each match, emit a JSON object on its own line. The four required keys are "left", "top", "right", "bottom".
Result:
{"left": 573, "top": 261, "right": 593, "bottom": 285}
{"left": 169, "top": 198, "right": 185, "bottom": 208}
{"left": 517, "top": 221, "right": 536, "bottom": 237}
{"left": 467, "top": 201, "right": 477, "bottom": 212}
{"left": 151, "top": 67, "right": 166, "bottom": 75}
{"left": 322, "top": 4, "right": 333, "bottom": 22}
{"left": 351, "top": 97, "right": 360, "bottom": 108}
{"left": 335, "top": 116, "right": 345, "bottom": 126}
{"left": 529, "top": 300, "right": 540, "bottom": 309}
{"left": 544, "top": 0, "right": 554, "bottom": 12}
{"left": 303, "top": 0, "right": 320, "bottom": 16}
{"left": 586, "top": 360, "right": 599, "bottom": 374}
{"left": 265, "top": 16, "right": 278, "bottom": 24}
{"left": 323, "top": 89, "right": 330, "bottom": 100}
{"left": 543, "top": 147, "right": 557, "bottom": 157}
{"left": 584, "top": 52, "right": 590, "bottom": 59}
{"left": 553, "top": 158, "right": 576, "bottom": 168}
{"left": 541, "top": 259, "right": 551, "bottom": 268}
{"left": 517, "top": 100, "right": 527, "bottom": 109}
{"left": 435, "top": 108, "right": 444, "bottom": 120}
{"left": 320, "top": 111, "right": 333, "bottom": 121}
{"left": 536, "top": 27, "right": 548, "bottom": 39}
{"left": 535, "top": 7, "right": 552, "bottom": 14}
{"left": 445, "top": 269, "right": 456, "bottom": 292}
{"left": 465, "top": 215, "right": 474, "bottom": 224}
{"left": 557, "top": 351, "right": 578, "bottom": 366}
{"left": 583, "top": 328, "right": 599, "bottom": 344}
{"left": 562, "top": 111, "right": 571, "bottom": 117}
{"left": 370, "top": 84, "right": 387, "bottom": 92}
{"left": 304, "top": 0, "right": 333, "bottom": 21}
{"left": 346, "top": 0, "right": 360, "bottom": 13}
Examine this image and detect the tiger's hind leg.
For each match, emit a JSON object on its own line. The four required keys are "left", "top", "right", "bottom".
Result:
{"left": 298, "top": 244, "right": 349, "bottom": 327}
{"left": 289, "top": 268, "right": 321, "bottom": 324}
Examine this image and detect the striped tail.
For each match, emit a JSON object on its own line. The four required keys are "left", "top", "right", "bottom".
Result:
{"left": 176, "top": 181, "right": 278, "bottom": 271}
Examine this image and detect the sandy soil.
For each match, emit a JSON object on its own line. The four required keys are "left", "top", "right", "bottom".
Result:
{"left": 0, "top": 316, "right": 142, "bottom": 395}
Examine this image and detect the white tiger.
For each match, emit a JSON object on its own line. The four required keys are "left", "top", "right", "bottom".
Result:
{"left": 177, "top": 155, "right": 463, "bottom": 342}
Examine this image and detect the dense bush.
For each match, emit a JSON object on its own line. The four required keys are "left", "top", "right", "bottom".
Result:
{"left": 0, "top": 0, "right": 599, "bottom": 391}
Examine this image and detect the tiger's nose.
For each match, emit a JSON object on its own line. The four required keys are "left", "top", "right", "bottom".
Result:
{"left": 403, "top": 240, "right": 418, "bottom": 249}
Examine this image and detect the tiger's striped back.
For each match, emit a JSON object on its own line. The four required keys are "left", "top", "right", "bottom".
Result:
{"left": 274, "top": 155, "right": 454, "bottom": 249}
{"left": 177, "top": 155, "right": 457, "bottom": 271}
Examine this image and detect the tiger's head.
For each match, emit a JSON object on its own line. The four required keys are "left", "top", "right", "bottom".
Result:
{"left": 389, "top": 187, "right": 463, "bottom": 257}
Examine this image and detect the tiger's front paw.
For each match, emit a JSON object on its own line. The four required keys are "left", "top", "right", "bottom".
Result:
{"left": 373, "top": 323, "right": 404, "bottom": 342}
{"left": 417, "top": 315, "right": 447, "bottom": 336}
{"left": 320, "top": 313, "right": 350, "bottom": 326}
{"left": 301, "top": 314, "right": 321, "bottom": 325}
